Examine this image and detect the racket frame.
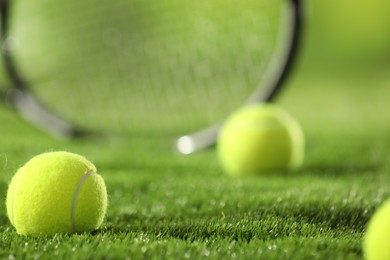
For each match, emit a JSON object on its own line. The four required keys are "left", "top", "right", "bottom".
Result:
{"left": 0, "top": 0, "right": 85, "bottom": 138}
{"left": 177, "top": 0, "right": 303, "bottom": 154}
{"left": 0, "top": 0, "right": 303, "bottom": 145}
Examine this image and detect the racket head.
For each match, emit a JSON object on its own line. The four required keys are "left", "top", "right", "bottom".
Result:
{"left": 3, "top": 0, "right": 300, "bottom": 145}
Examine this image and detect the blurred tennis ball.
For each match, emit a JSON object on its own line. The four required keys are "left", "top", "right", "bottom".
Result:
{"left": 363, "top": 199, "right": 390, "bottom": 260}
{"left": 6, "top": 151, "right": 108, "bottom": 236}
{"left": 217, "top": 104, "right": 304, "bottom": 176}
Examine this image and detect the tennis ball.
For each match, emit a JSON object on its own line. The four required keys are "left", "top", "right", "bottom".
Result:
{"left": 6, "top": 151, "right": 108, "bottom": 236}
{"left": 217, "top": 104, "right": 304, "bottom": 176}
{"left": 363, "top": 199, "right": 390, "bottom": 260}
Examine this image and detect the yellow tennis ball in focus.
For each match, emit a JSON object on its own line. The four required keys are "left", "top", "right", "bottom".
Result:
{"left": 6, "top": 151, "right": 108, "bottom": 236}
{"left": 363, "top": 199, "right": 390, "bottom": 260}
{"left": 217, "top": 104, "right": 304, "bottom": 176}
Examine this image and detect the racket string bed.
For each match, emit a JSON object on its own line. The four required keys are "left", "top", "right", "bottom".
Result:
{"left": 0, "top": 0, "right": 303, "bottom": 149}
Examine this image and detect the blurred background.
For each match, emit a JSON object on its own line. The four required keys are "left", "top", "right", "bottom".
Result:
{"left": 304, "top": 0, "right": 390, "bottom": 67}
{"left": 1, "top": 0, "right": 390, "bottom": 143}
{"left": 285, "top": 0, "right": 390, "bottom": 134}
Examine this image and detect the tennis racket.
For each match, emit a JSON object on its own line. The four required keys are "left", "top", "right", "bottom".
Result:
{"left": 0, "top": 0, "right": 303, "bottom": 152}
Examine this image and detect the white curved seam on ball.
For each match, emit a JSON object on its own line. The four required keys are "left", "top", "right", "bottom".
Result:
{"left": 71, "top": 171, "right": 96, "bottom": 233}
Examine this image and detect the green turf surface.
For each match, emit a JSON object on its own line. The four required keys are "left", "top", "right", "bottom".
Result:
{"left": 1, "top": 69, "right": 390, "bottom": 259}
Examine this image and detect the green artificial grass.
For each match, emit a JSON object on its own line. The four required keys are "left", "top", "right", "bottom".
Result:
{"left": 1, "top": 70, "right": 390, "bottom": 259}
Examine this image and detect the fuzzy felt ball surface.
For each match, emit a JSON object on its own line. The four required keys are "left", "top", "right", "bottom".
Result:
{"left": 217, "top": 104, "right": 304, "bottom": 176}
{"left": 6, "top": 151, "right": 108, "bottom": 236}
{"left": 364, "top": 199, "right": 390, "bottom": 260}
